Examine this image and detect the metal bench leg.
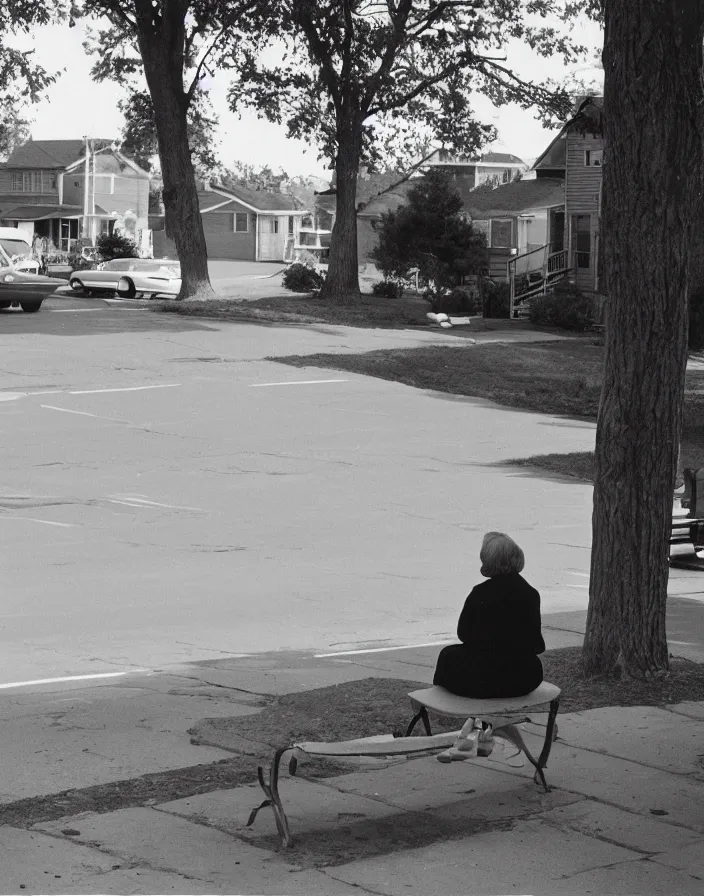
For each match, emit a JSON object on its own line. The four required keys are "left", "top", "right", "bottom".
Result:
{"left": 494, "top": 724, "right": 550, "bottom": 792}
{"left": 537, "top": 698, "right": 560, "bottom": 769}
{"left": 247, "top": 746, "right": 293, "bottom": 848}
{"left": 405, "top": 706, "right": 432, "bottom": 737}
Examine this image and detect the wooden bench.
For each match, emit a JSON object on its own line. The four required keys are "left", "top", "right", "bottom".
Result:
{"left": 248, "top": 681, "right": 560, "bottom": 847}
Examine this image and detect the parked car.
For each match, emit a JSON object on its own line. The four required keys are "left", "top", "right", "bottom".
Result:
{"left": 69, "top": 257, "right": 181, "bottom": 298}
{"left": 0, "top": 227, "right": 40, "bottom": 274}
{"left": 0, "top": 243, "right": 63, "bottom": 312}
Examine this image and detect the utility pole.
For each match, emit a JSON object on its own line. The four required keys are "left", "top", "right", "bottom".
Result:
{"left": 91, "top": 139, "right": 97, "bottom": 246}
{"left": 82, "top": 136, "right": 90, "bottom": 244}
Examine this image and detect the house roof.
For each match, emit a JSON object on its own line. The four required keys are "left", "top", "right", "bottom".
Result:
{"left": 0, "top": 203, "right": 107, "bottom": 220}
{"left": 532, "top": 95, "right": 604, "bottom": 170}
{"left": 463, "top": 178, "right": 565, "bottom": 218}
{"left": 4, "top": 140, "right": 89, "bottom": 169}
{"left": 424, "top": 149, "right": 527, "bottom": 167}
{"left": 209, "top": 183, "right": 301, "bottom": 212}
{"left": 357, "top": 181, "right": 417, "bottom": 219}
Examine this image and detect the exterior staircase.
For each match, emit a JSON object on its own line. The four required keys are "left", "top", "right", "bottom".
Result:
{"left": 508, "top": 245, "right": 570, "bottom": 318}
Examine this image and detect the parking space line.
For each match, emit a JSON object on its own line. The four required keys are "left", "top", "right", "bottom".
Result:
{"left": 315, "top": 639, "right": 455, "bottom": 658}
{"left": 2, "top": 517, "right": 78, "bottom": 528}
{"left": 69, "top": 384, "right": 181, "bottom": 395}
{"left": 0, "top": 670, "right": 149, "bottom": 690}
{"left": 250, "top": 379, "right": 348, "bottom": 387}
{"left": 40, "top": 405, "right": 124, "bottom": 422}
{"left": 51, "top": 309, "right": 106, "bottom": 313}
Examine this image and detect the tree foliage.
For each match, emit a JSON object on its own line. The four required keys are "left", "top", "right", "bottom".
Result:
{"left": 218, "top": 160, "right": 290, "bottom": 192}
{"left": 371, "top": 168, "right": 489, "bottom": 294}
{"left": 0, "top": 1, "right": 66, "bottom": 125}
{"left": 119, "top": 89, "right": 220, "bottom": 176}
{"left": 0, "top": 109, "right": 30, "bottom": 161}
{"left": 231, "top": 0, "right": 588, "bottom": 303}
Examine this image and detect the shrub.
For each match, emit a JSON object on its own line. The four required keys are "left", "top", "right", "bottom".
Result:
{"left": 96, "top": 232, "right": 139, "bottom": 261}
{"left": 482, "top": 280, "right": 511, "bottom": 318}
{"left": 529, "top": 282, "right": 595, "bottom": 332}
{"left": 372, "top": 279, "right": 404, "bottom": 298}
{"left": 282, "top": 261, "right": 325, "bottom": 293}
{"left": 431, "top": 287, "right": 480, "bottom": 315}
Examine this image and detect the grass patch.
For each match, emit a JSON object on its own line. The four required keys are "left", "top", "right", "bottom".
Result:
{"left": 504, "top": 440, "right": 704, "bottom": 484}
{"left": 272, "top": 340, "right": 607, "bottom": 417}
{"left": 157, "top": 293, "right": 539, "bottom": 333}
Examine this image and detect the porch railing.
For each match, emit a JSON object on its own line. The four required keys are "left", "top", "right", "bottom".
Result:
{"left": 508, "top": 247, "right": 570, "bottom": 319}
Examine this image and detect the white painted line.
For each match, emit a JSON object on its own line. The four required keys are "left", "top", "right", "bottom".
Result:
{"left": 315, "top": 639, "right": 455, "bottom": 658}
{"left": 69, "top": 384, "right": 181, "bottom": 395}
{"left": 0, "top": 670, "right": 149, "bottom": 690}
{"left": 107, "top": 499, "right": 153, "bottom": 508}
{"left": 41, "top": 404, "right": 108, "bottom": 419}
{"left": 0, "top": 392, "right": 25, "bottom": 402}
{"left": 51, "top": 309, "right": 105, "bottom": 313}
{"left": 27, "top": 390, "right": 66, "bottom": 396}
{"left": 250, "top": 379, "right": 348, "bottom": 388}
{"left": 7, "top": 517, "right": 78, "bottom": 528}
{"left": 109, "top": 496, "right": 204, "bottom": 511}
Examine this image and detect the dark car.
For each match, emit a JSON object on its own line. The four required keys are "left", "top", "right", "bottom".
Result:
{"left": 0, "top": 243, "right": 63, "bottom": 313}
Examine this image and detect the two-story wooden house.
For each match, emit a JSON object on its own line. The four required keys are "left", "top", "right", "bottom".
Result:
{"left": 532, "top": 96, "right": 604, "bottom": 293}
{"left": 0, "top": 139, "right": 150, "bottom": 254}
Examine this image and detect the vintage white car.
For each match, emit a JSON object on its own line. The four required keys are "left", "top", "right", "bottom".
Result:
{"left": 69, "top": 258, "right": 181, "bottom": 298}
{"left": 0, "top": 228, "right": 40, "bottom": 274}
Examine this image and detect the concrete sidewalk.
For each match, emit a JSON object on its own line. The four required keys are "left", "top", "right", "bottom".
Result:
{"left": 2, "top": 611, "right": 704, "bottom": 895}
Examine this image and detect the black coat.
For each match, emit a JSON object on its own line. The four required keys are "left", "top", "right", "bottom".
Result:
{"left": 433, "top": 572, "right": 546, "bottom": 699}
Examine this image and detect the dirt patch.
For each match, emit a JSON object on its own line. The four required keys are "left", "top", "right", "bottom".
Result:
{"left": 4, "top": 656, "right": 703, "bottom": 830}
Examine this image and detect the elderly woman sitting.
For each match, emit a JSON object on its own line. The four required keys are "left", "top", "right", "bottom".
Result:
{"left": 433, "top": 531, "right": 545, "bottom": 761}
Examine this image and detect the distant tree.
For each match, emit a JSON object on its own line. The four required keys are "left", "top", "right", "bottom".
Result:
{"left": 233, "top": 1, "right": 585, "bottom": 304}
{"left": 219, "top": 161, "right": 290, "bottom": 192}
{"left": 79, "top": 0, "right": 265, "bottom": 300}
{"left": 371, "top": 169, "right": 488, "bottom": 296}
{"left": 119, "top": 89, "right": 220, "bottom": 178}
{"left": 0, "top": 110, "right": 30, "bottom": 161}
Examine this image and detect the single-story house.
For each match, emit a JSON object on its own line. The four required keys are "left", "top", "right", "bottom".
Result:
{"left": 152, "top": 183, "right": 308, "bottom": 262}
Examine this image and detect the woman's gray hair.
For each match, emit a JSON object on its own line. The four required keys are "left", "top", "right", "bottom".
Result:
{"left": 479, "top": 531, "right": 525, "bottom": 576}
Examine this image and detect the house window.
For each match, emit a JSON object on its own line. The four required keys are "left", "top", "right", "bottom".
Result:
{"left": 272, "top": 218, "right": 279, "bottom": 234}
{"left": 288, "top": 216, "right": 294, "bottom": 235}
{"left": 234, "top": 212, "right": 249, "bottom": 232}
{"left": 490, "top": 219, "right": 513, "bottom": 249}
{"left": 49, "top": 173, "right": 57, "bottom": 190}
{"left": 572, "top": 214, "right": 591, "bottom": 268}
{"left": 11, "top": 173, "right": 20, "bottom": 191}
{"left": 585, "top": 149, "right": 603, "bottom": 167}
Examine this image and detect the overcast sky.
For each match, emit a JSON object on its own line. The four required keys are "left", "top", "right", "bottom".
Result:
{"left": 23, "top": 14, "right": 603, "bottom": 179}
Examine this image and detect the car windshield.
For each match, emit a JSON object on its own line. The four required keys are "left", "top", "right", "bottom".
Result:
{"left": 0, "top": 238, "right": 32, "bottom": 262}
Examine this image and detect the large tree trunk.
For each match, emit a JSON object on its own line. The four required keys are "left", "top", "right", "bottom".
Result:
{"left": 134, "top": 4, "right": 214, "bottom": 301}
{"left": 583, "top": 0, "right": 704, "bottom": 678}
{"left": 320, "top": 113, "right": 362, "bottom": 305}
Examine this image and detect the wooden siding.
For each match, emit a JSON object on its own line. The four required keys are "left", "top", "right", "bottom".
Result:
{"left": 63, "top": 174, "right": 149, "bottom": 226}
{"left": 565, "top": 131, "right": 603, "bottom": 291}
{"left": 203, "top": 209, "right": 256, "bottom": 259}
{"left": 0, "top": 167, "right": 59, "bottom": 205}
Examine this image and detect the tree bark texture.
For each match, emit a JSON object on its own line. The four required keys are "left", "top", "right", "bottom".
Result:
{"left": 320, "top": 111, "right": 363, "bottom": 305}
{"left": 584, "top": 1, "right": 704, "bottom": 678}
{"left": 134, "top": 4, "right": 214, "bottom": 300}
